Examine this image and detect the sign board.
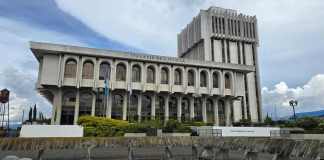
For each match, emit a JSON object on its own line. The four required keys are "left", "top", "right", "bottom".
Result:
{"left": 197, "top": 126, "right": 281, "bottom": 137}
{"left": 20, "top": 125, "right": 84, "bottom": 137}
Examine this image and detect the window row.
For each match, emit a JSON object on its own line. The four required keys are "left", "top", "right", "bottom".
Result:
{"left": 211, "top": 16, "right": 256, "bottom": 39}
{"left": 64, "top": 60, "right": 232, "bottom": 89}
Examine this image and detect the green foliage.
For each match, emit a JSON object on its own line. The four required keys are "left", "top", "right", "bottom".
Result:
{"left": 28, "top": 107, "right": 32, "bottom": 122}
{"left": 126, "top": 119, "right": 162, "bottom": 134}
{"left": 182, "top": 120, "right": 206, "bottom": 126}
{"left": 296, "top": 117, "right": 319, "bottom": 130}
{"left": 163, "top": 119, "right": 191, "bottom": 133}
{"left": 264, "top": 114, "right": 274, "bottom": 125}
{"left": 78, "top": 116, "right": 129, "bottom": 137}
{"left": 78, "top": 116, "right": 201, "bottom": 137}
{"left": 233, "top": 118, "right": 252, "bottom": 126}
{"left": 33, "top": 104, "right": 37, "bottom": 121}
{"left": 318, "top": 122, "right": 324, "bottom": 131}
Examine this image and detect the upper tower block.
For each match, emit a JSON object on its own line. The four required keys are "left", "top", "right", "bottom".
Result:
{"left": 177, "top": 7, "right": 259, "bottom": 61}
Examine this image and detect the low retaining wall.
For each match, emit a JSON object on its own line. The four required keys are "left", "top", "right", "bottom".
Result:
{"left": 161, "top": 133, "right": 191, "bottom": 137}
{"left": 290, "top": 134, "right": 324, "bottom": 140}
{"left": 0, "top": 137, "right": 323, "bottom": 159}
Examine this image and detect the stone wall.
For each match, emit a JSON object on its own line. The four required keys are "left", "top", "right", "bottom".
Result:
{"left": 0, "top": 137, "right": 323, "bottom": 159}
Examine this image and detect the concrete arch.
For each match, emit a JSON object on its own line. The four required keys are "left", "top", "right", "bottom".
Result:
{"left": 211, "top": 70, "right": 222, "bottom": 89}
{"left": 199, "top": 68, "right": 210, "bottom": 88}
{"left": 145, "top": 63, "right": 158, "bottom": 84}
{"left": 114, "top": 60, "right": 129, "bottom": 81}
{"left": 62, "top": 55, "right": 79, "bottom": 80}
{"left": 98, "top": 59, "right": 112, "bottom": 81}
{"left": 159, "top": 64, "right": 172, "bottom": 84}
{"left": 172, "top": 66, "right": 185, "bottom": 85}
{"left": 223, "top": 71, "right": 234, "bottom": 90}
{"left": 186, "top": 67, "right": 198, "bottom": 87}
{"left": 81, "top": 57, "right": 96, "bottom": 65}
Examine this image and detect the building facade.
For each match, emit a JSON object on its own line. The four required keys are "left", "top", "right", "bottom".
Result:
{"left": 31, "top": 7, "right": 262, "bottom": 126}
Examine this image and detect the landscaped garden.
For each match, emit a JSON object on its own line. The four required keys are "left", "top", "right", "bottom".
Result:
{"left": 78, "top": 116, "right": 206, "bottom": 137}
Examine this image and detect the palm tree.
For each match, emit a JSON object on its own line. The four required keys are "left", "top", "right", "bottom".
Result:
{"left": 289, "top": 100, "right": 298, "bottom": 121}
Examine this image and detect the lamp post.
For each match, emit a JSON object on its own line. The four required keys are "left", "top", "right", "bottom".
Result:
{"left": 289, "top": 100, "right": 298, "bottom": 122}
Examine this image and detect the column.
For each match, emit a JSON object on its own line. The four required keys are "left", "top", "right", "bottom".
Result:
{"left": 55, "top": 89, "right": 62, "bottom": 125}
{"left": 106, "top": 94, "right": 112, "bottom": 118}
{"left": 164, "top": 95, "right": 169, "bottom": 121}
{"left": 177, "top": 95, "right": 182, "bottom": 122}
{"left": 190, "top": 96, "right": 195, "bottom": 120}
{"left": 243, "top": 96, "right": 248, "bottom": 119}
{"left": 213, "top": 98, "right": 219, "bottom": 126}
{"left": 137, "top": 93, "right": 142, "bottom": 122}
{"left": 225, "top": 99, "right": 232, "bottom": 126}
{"left": 122, "top": 93, "right": 127, "bottom": 120}
{"left": 74, "top": 90, "right": 80, "bottom": 124}
{"left": 151, "top": 94, "right": 156, "bottom": 120}
{"left": 51, "top": 90, "right": 57, "bottom": 125}
{"left": 202, "top": 96, "right": 207, "bottom": 123}
{"left": 91, "top": 93, "right": 96, "bottom": 116}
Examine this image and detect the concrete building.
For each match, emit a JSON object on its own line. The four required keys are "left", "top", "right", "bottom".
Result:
{"left": 31, "top": 6, "right": 262, "bottom": 126}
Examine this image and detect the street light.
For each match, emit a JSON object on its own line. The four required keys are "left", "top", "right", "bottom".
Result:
{"left": 289, "top": 100, "right": 298, "bottom": 121}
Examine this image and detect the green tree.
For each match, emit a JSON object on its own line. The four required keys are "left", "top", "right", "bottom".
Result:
{"left": 33, "top": 104, "right": 37, "bottom": 121}
{"left": 264, "top": 113, "right": 274, "bottom": 125}
{"left": 28, "top": 107, "right": 32, "bottom": 122}
{"left": 296, "top": 117, "right": 319, "bottom": 130}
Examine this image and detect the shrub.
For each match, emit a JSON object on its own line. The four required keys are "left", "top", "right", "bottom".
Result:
{"left": 163, "top": 119, "right": 191, "bottom": 133}
{"left": 78, "top": 116, "right": 129, "bottom": 137}
{"left": 264, "top": 115, "right": 274, "bottom": 125}
{"left": 233, "top": 118, "right": 252, "bottom": 126}
{"left": 183, "top": 121, "right": 206, "bottom": 127}
{"left": 296, "top": 117, "right": 319, "bottom": 130}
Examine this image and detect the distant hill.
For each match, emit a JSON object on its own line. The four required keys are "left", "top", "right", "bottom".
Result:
{"left": 295, "top": 109, "right": 324, "bottom": 118}
{"left": 279, "top": 109, "right": 324, "bottom": 120}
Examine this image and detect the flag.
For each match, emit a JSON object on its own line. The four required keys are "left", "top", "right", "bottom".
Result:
{"left": 104, "top": 79, "right": 109, "bottom": 96}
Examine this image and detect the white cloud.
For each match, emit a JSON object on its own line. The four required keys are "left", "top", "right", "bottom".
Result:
{"left": 55, "top": 0, "right": 202, "bottom": 55}
{"left": 262, "top": 74, "right": 324, "bottom": 119}
{"left": 0, "top": 17, "right": 89, "bottom": 124}
{"left": 55, "top": 0, "right": 324, "bottom": 57}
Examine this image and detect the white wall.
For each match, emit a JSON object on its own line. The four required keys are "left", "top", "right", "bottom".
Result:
{"left": 213, "top": 40, "right": 222, "bottom": 62}
{"left": 229, "top": 42, "right": 238, "bottom": 64}
{"left": 20, "top": 125, "right": 84, "bottom": 137}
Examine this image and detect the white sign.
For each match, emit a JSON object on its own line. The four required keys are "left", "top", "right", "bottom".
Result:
{"left": 197, "top": 126, "right": 281, "bottom": 137}
{"left": 20, "top": 125, "right": 84, "bottom": 138}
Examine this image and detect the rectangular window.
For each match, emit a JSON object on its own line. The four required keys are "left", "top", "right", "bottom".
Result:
{"left": 222, "top": 18, "right": 225, "bottom": 34}
{"left": 226, "top": 40, "right": 230, "bottom": 63}
{"left": 242, "top": 43, "right": 246, "bottom": 65}
{"left": 212, "top": 16, "right": 215, "bottom": 33}
{"left": 221, "top": 40, "right": 225, "bottom": 63}
{"left": 238, "top": 21, "right": 241, "bottom": 36}
{"left": 237, "top": 42, "right": 241, "bottom": 64}
{"left": 215, "top": 17, "right": 218, "bottom": 33}
{"left": 211, "top": 39, "right": 214, "bottom": 61}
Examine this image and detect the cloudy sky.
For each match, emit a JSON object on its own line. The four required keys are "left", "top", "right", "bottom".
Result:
{"left": 0, "top": 0, "right": 324, "bottom": 122}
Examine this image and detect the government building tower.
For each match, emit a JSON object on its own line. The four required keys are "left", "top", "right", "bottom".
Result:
{"left": 31, "top": 7, "right": 262, "bottom": 126}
